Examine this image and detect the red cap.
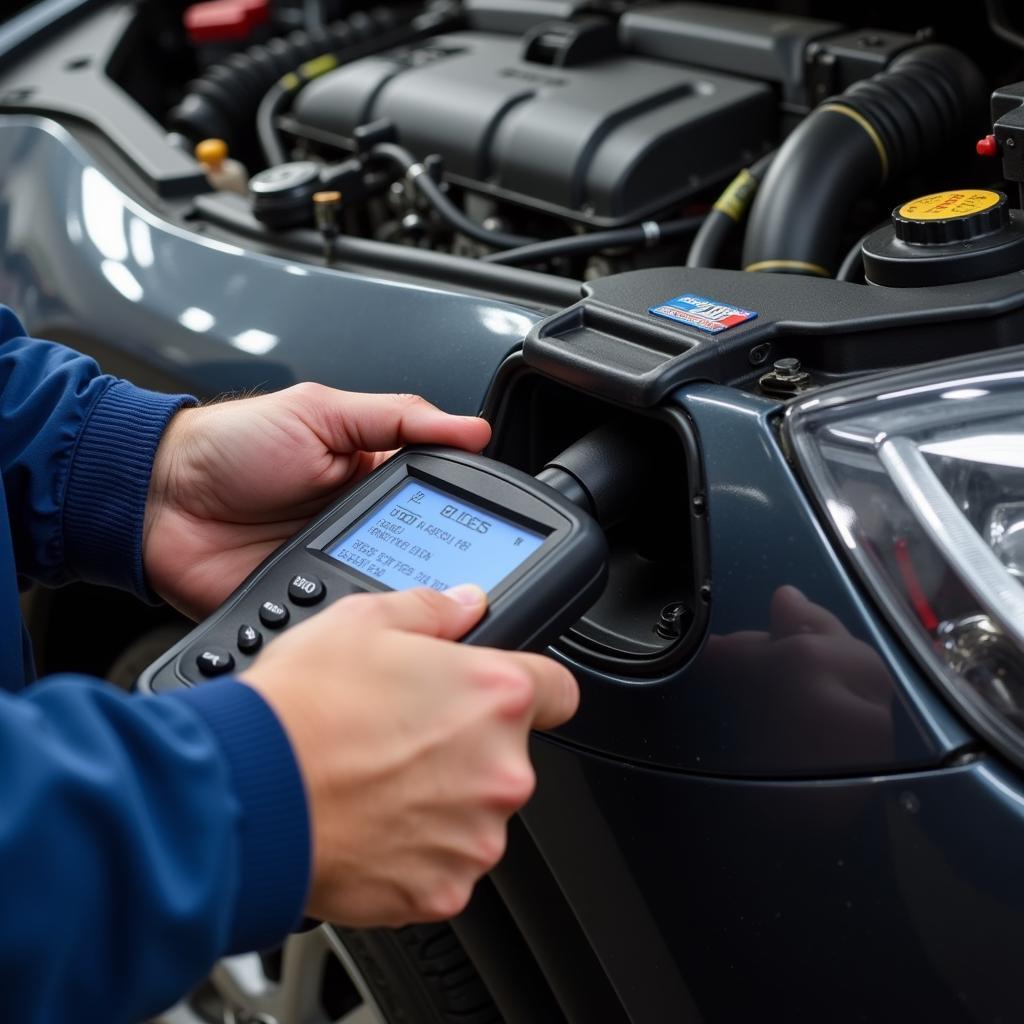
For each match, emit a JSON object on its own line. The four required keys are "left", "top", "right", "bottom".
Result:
{"left": 976, "top": 134, "right": 999, "bottom": 158}
{"left": 185, "top": 0, "right": 269, "bottom": 45}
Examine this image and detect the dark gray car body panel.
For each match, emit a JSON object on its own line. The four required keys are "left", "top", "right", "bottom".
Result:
{"left": 0, "top": 115, "right": 539, "bottom": 412}
{"left": 551, "top": 382, "right": 972, "bottom": 776}
{"left": 523, "top": 738, "right": 1021, "bottom": 1023}
{"left": 1, "top": 4, "right": 1022, "bottom": 1022}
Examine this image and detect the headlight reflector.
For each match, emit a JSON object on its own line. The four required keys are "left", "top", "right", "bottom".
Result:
{"left": 786, "top": 353, "right": 1024, "bottom": 762}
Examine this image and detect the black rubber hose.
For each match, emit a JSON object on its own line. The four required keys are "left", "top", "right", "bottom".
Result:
{"left": 257, "top": 79, "right": 293, "bottom": 166}
{"left": 193, "top": 191, "right": 583, "bottom": 310}
{"left": 483, "top": 214, "right": 704, "bottom": 266}
{"left": 169, "top": 7, "right": 409, "bottom": 148}
{"left": 684, "top": 206, "right": 731, "bottom": 270}
{"left": 743, "top": 119, "right": 881, "bottom": 277}
{"left": 836, "top": 227, "right": 878, "bottom": 283}
{"left": 986, "top": 0, "right": 1024, "bottom": 50}
{"left": 304, "top": 0, "right": 327, "bottom": 34}
{"left": 371, "top": 143, "right": 538, "bottom": 249}
{"left": 742, "top": 44, "right": 987, "bottom": 277}
{"left": 686, "top": 151, "right": 775, "bottom": 269}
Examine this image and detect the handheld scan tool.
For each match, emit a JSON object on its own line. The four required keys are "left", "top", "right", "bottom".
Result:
{"left": 138, "top": 445, "right": 610, "bottom": 694}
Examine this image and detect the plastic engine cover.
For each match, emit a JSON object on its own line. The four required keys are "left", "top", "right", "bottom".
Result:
{"left": 291, "top": 31, "right": 775, "bottom": 227}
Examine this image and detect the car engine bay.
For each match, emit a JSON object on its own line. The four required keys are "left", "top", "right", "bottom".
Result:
{"left": 7, "top": 0, "right": 1024, "bottom": 388}
{"left": 3, "top": 0, "right": 1022, "bottom": 289}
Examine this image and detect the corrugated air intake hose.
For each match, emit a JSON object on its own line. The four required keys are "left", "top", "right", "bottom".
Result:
{"left": 168, "top": 6, "right": 419, "bottom": 150}
{"left": 741, "top": 44, "right": 988, "bottom": 278}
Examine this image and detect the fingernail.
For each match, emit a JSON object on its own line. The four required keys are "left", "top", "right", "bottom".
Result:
{"left": 444, "top": 583, "right": 486, "bottom": 607}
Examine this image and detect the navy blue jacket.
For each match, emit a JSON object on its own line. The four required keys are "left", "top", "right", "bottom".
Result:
{"left": 0, "top": 308, "right": 310, "bottom": 1021}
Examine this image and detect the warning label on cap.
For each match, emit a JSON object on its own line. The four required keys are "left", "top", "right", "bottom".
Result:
{"left": 648, "top": 294, "right": 758, "bottom": 334}
{"left": 899, "top": 190, "right": 1001, "bottom": 221}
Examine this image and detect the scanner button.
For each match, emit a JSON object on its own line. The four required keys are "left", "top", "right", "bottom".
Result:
{"left": 288, "top": 573, "right": 325, "bottom": 606}
{"left": 259, "top": 600, "right": 290, "bottom": 628}
{"left": 196, "top": 647, "right": 235, "bottom": 677}
{"left": 237, "top": 624, "right": 263, "bottom": 654}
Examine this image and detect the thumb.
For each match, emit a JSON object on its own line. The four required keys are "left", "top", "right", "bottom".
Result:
{"left": 346, "top": 584, "right": 488, "bottom": 640}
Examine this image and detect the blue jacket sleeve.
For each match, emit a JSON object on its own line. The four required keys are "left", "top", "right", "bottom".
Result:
{"left": 0, "top": 306, "right": 193, "bottom": 595}
{"left": 0, "top": 674, "right": 311, "bottom": 1024}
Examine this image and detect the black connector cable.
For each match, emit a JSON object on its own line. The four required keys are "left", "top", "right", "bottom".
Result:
{"left": 483, "top": 214, "right": 704, "bottom": 267}
{"left": 836, "top": 228, "right": 877, "bottom": 283}
{"left": 304, "top": 0, "right": 327, "bottom": 34}
{"left": 370, "top": 142, "right": 539, "bottom": 249}
{"left": 258, "top": 49, "right": 346, "bottom": 164}
{"left": 537, "top": 420, "right": 656, "bottom": 529}
{"left": 986, "top": 0, "right": 1024, "bottom": 50}
{"left": 257, "top": 80, "right": 290, "bottom": 166}
{"left": 373, "top": 138, "right": 704, "bottom": 262}
{"left": 257, "top": 53, "right": 339, "bottom": 166}
{"left": 685, "top": 151, "right": 775, "bottom": 269}
{"left": 253, "top": 6, "right": 461, "bottom": 167}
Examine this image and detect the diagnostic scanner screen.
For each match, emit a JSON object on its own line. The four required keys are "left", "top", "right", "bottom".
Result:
{"left": 324, "top": 480, "right": 546, "bottom": 593}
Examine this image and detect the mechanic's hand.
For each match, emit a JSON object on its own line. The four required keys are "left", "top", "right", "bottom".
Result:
{"left": 143, "top": 385, "right": 490, "bottom": 618}
{"left": 241, "top": 584, "right": 579, "bottom": 927}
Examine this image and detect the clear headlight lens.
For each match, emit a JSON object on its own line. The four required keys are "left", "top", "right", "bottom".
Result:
{"left": 786, "top": 351, "right": 1024, "bottom": 764}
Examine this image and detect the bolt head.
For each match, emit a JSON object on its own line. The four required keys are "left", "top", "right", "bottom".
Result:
{"left": 773, "top": 357, "right": 802, "bottom": 377}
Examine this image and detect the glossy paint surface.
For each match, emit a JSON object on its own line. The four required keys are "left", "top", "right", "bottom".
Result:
{"left": 550, "top": 383, "right": 971, "bottom": 776}
{"left": 524, "top": 736, "right": 1024, "bottom": 1023}
{"left": 0, "top": 116, "right": 538, "bottom": 412}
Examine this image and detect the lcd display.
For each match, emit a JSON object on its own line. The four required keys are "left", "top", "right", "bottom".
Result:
{"left": 324, "top": 480, "right": 546, "bottom": 593}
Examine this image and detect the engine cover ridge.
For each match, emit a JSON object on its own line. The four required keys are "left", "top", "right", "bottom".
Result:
{"left": 291, "top": 31, "right": 776, "bottom": 226}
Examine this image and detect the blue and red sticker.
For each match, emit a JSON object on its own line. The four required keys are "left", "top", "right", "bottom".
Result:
{"left": 648, "top": 294, "right": 757, "bottom": 334}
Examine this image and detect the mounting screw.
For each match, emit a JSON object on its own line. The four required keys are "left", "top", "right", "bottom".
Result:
{"left": 759, "top": 357, "right": 813, "bottom": 396}
{"left": 655, "top": 602, "right": 691, "bottom": 640}
{"left": 773, "top": 357, "right": 803, "bottom": 378}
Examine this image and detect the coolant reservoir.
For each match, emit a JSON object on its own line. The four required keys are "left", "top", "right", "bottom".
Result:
{"left": 862, "top": 189, "right": 1024, "bottom": 286}
{"left": 195, "top": 138, "right": 248, "bottom": 195}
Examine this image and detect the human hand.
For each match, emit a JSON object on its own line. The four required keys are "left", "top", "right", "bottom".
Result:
{"left": 143, "top": 385, "right": 490, "bottom": 619}
{"left": 241, "top": 584, "right": 579, "bottom": 927}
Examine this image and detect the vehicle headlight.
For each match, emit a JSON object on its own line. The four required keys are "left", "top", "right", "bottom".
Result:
{"left": 785, "top": 350, "right": 1024, "bottom": 764}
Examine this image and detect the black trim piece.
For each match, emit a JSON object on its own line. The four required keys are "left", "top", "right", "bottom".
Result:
{"left": 0, "top": 4, "right": 207, "bottom": 198}
{"left": 451, "top": 876, "right": 568, "bottom": 1024}
{"left": 482, "top": 358, "right": 712, "bottom": 678}
{"left": 486, "top": 816, "right": 630, "bottom": 1024}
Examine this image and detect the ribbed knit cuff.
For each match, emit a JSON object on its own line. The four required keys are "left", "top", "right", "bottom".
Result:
{"left": 167, "top": 679, "right": 311, "bottom": 954}
{"left": 63, "top": 380, "right": 195, "bottom": 600}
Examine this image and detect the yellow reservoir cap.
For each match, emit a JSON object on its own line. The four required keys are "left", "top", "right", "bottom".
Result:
{"left": 899, "top": 190, "right": 1002, "bottom": 222}
{"left": 195, "top": 138, "right": 228, "bottom": 169}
